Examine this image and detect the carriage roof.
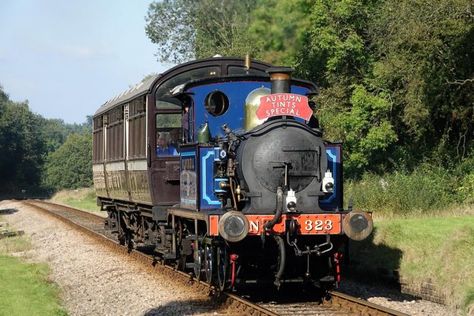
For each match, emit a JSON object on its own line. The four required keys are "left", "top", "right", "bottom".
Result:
{"left": 94, "top": 74, "right": 159, "bottom": 116}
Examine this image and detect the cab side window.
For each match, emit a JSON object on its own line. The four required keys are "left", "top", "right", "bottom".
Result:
{"left": 156, "top": 113, "right": 181, "bottom": 157}
{"left": 182, "top": 98, "right": 194, "bottom": 143}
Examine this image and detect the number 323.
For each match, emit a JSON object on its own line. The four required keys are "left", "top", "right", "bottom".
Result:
{"left": 304, "top": 219, "right": 333, "bottom": 231}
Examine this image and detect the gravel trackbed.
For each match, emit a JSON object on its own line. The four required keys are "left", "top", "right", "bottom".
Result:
{"left": 0, "top": 201, "right": 229, "bottom": 316}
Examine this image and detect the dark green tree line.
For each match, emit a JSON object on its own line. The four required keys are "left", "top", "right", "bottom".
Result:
{"left": 0, "top": 85, "right": 92, "bottom": 196}
{"left": 0, "top": 88, "right": 47, "bottom": 195}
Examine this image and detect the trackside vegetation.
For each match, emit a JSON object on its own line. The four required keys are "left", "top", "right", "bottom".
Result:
{"left": 50, "top": 188, "right": 99, "bottom": 212}
{"left": 350, "top": 215, "right": 474, "bottom": 313}
{"left": 0, "top": 222, "right": 66, "bottom": 316}
{"left": 43, "top": 133, "right": 93, "bottom": 191}
{"left": 345, "top": 156, "right": 474, "bottom": 218}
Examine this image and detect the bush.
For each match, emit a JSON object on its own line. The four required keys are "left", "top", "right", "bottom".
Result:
{"left": 344, "top": 164, "right": 466, "bottom": 217}
{"left": 43, "top": 133, "right": 92, "bottom": 190}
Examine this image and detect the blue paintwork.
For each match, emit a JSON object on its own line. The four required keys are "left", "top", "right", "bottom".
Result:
{"left": 188, "top": 81, "right": 312, "bottom": 138}
{"left": 320, "top": 145, "right": 343, "bottom": 211}
{"left": 179, "top": 148, "right": 198, "bottom": 209}
{"left": 199, "top": 147, "right": 221, "bottom": 209}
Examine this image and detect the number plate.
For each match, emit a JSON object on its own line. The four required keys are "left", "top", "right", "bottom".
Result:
{"left": 246, "top": 214, "right": 342, "bottom": 235}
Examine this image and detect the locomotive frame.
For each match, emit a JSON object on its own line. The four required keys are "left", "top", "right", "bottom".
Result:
{"left": 92, "top": 57, "right": 372, "bottom": 290}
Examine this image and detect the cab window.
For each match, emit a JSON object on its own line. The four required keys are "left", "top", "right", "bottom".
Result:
{"left": 156, "top": 113, "right": 181, "bottom": 157}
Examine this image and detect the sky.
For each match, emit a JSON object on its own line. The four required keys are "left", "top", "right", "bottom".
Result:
{"left": 0, "top": 0, "right": 170, "bottom": 124}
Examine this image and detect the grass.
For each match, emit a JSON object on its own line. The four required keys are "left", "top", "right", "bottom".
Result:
{"left": 0, "top": 256, "right": 67, "bottom": 316}
{"left": 0, "top": 219, "right": 66, "bottom": 316}
{"left": 0, "top": 233, "right": 31, "bottom": 254}
{"left": 350, "top": 214, "right": 474, "bottom": 313}
{"left": 344, "top": 159, "right": 474, "bottom": 312}
{"left": 345, "top": 161, "right": 474, "bottom": 218}
{"left": 50, "top": 187, "right": 99, "bottom": 212}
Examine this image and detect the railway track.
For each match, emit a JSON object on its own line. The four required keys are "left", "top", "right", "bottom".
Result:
{"left": 22, "top": 200, "right": 408, "bottom": 316}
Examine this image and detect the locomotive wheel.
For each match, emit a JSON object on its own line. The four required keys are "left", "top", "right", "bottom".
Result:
{"left": 193, "top": 242, "right": 204, "bottom": 280}
{"left": 204, "top": 244, "right": 214, "bottom": 283}
{"left": 176, "top": 255, "right": 186, "bottom": 271}
{"left": 127, "top": 236, "right": 135, "bottom": 252}
{"left": 118, "top": 233, "right": 126, "bottom": 246}
{"left": 217, "top": 246, "right": 229, "bottom": 291}
{"left": 175, "top": 220, "right": 186, "bottom": 271}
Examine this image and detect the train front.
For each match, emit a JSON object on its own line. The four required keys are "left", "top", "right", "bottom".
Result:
{"left": 181, "top": 66, "right": 373, "bottom": 290}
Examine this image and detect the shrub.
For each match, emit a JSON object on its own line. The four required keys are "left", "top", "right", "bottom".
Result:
{"left": 43, "top": 133, "right": 92, "bottom": 190}
{"left": 344, "top": 164, "right": 461, "bottom": 216}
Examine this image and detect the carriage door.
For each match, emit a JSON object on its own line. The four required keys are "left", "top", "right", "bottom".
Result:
{"left": 150, "top": 101, "right": 182, "bottom": 206}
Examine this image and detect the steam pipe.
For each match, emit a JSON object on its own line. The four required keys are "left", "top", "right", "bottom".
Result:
{"left": 274, "top": 235, "right": 286, "bottom": 287}
{"left": 264, "top": 186, "right": 283, "bottom": 231}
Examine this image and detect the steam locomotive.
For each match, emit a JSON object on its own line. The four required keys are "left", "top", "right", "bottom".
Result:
{"left": 92, "top": 57, "right": 373, "bottom": 291}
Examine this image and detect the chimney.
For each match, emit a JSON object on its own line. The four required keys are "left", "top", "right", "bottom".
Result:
{"left": 267, "top": 67, "right": 294, "bottom": 93}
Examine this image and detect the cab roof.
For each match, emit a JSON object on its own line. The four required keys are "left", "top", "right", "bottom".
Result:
{"left": 94, "top": 57, "right": 272, "bottom": 117}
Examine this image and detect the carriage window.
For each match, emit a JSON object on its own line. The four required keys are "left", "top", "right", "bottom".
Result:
{"left": 156, "top": 113, "right": 181, "bottom": 157}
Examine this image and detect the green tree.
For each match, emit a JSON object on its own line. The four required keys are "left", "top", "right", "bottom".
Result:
{"left": 145, "top": 0, "right": 259, "bottom": 63}
{"left": 297, "top": 0, "right": 374, "bottom": 83}
{"left": 248, "top": 0, "right": 312, "bottom": 66}
{"left": 368, "top": 0, "right": 474, "bottom": 164}
{"left": 39, "top": 118, "right": 70, "bottom": 153}
{"left": 43, "top": 133, "right": 92, "bottom": 190}
{"left": 0, "top": 87, "right": 47, "bottom": 194}
{"left": 0, "top": 85, "right": 94, "bottom": 196}
{"left": 295, "top": 0, "right": 388, "bottom": 177}
{"left": 301, "top": 0, "right": 473, "bottom": 176}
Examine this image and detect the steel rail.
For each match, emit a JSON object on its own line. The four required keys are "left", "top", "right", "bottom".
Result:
{"left": 23, "top": 200, "right": 407, "bottom": 316}
{"left": 328, "top": 291, "right": 408, "bottom": 316}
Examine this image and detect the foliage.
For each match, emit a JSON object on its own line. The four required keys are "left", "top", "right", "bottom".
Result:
{"left": 248, "top": 0, "right": 313, "bottom": 66}
{"left": 345, "top": 156, "right": 474, "bottom": 217}
{"left": 40, "top": 117, "right": 91, "bottom": 154}
{"left": 350, "top": 215, "right": 474, "bottom": 310}
{"left": 457, "top": 156, "right": 474, "bottom": 203}
{"left": 345, "top": 168, "right": 454, "bottom": 217}
{"left": 44, "top": 133, "right": 92, "bottom": 190}
{"left": 341, "top": 85, "right": 397, "bottom": 174}
{"left": 368, "top": 0, "right": 474, "bottom": 167}
{"left": 297, "top": 0, "right": 374, "bottom": 83}
{"left": 0, "top": 85, "right": 92, "bottom": 196}
{"left": 145, "top": 0, "right": 196, "bottom": 63}
{"left": 145, "top": 0, "right": 259, "bottom": 63}
{"left": 295, "top": 0, "right": 472, "bottom": 176}
{"left": 51, "top": 187, "right": 99, "bottom": 212}
{"left": 0, "top": 89, "right": 47, "bottom": 194}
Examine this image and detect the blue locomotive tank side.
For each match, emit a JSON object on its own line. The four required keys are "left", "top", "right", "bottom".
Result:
{"left": 188, "top": 81, "right": 312, "bottom": 138}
